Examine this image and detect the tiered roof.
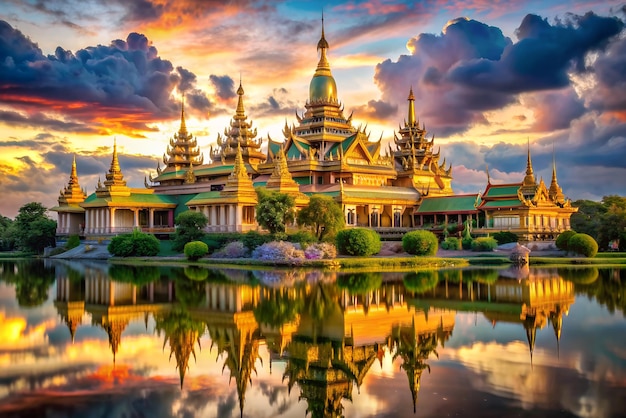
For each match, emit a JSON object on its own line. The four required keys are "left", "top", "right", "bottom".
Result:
{"left": 162, "top": 98, "right": 203, "bottom": 170}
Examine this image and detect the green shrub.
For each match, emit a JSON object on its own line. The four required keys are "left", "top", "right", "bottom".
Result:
{"left": 66, "top": 234, "right": 81, "bottom": 250}
{"left": 336, "top": 228, "right": 381, "bottom": 256}
{"left": 108, "top": 230, "right": 160, "bottom": 257}
{"left": 441, "top": 237, "right": 461, "bottom": 250}
{"left": 184, "top": 241, "right": 209, "bottom": 261}
{"left": 568, "top": 233, "right": 598, "bottom": 258}
{"left": 462, "top": 237, "right": 474, "bottom": 250}
{"left": 402, "top": 230, "right": 438, "bottom": 256}
{"left": 403, "top": 270, "right": 439, "bottom": 293}
{"left": 242, "top": 230, "right": 273, "bottom": 251}
{"left": 132, "top": 233, "right": 160, "bottom": 256}
{"left": 288, "top": 230, "right": 318, "bottom": 248}
{"left": 184, "top": 266, "right": 209, "bottom": 281}
{"left": 555, "top": 230, "right": 577, "bottom": 252}
{"left": 492, "top": 231, "right": 518, "bottom": 245}
{"left": 471, "top": 237, "right": 498, "bottom": 252}
{"left": 108, "top": 234, "right": 134, "bottom": 257}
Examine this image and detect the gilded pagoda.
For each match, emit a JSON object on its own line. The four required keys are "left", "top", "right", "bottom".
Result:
{"left": 51, "top": 18, "right": 577, "bottom": 241}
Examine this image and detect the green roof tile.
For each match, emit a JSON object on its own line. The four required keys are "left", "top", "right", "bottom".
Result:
{"left": 481, "top": 199, "right": 522, "bottom": 208}
{"left": 483, "top": 184, "right": 520, "bottom": 198}
{"left": 416, "top": 195, "right": 480, "bottom": 213}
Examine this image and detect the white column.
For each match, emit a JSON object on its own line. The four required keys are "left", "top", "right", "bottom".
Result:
{"left": 110, "top": 208, "right": 116, "bottom": 233}
{"left": 149, "top": 209, "right": 154, "bottom": 228}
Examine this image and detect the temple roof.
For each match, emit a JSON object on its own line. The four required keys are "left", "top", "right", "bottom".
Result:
{"left": 415, "top": 194, "right": 480, "bottom": 214}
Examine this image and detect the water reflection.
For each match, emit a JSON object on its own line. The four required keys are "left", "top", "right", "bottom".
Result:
{"left": 1, "top": 260, "right": 625, "bottom": 417}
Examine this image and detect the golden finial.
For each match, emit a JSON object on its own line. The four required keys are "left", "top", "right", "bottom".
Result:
{"left": 522, "top": 138, "right": 536, "bottom": 187}
{"left": 179, "top": 93, "right": 187, "bottom": 134}
{"left": 407, "top": 86, "right": 416, "bottom": 126}
{"left": 486, "top": 164, "right": 491, "bottom": 184}
{"left": 111, "top": 138, "right": 121, "bottom": 174}
{"left": 235, "top": 77, "right": 246, "bottom": 119}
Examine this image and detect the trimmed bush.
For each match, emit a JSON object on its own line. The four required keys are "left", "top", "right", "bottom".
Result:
{"left": 471, "top": 237, "right": 498, "bottom": 252}
{"left": 492, "top": 231, "right": 518, "bottom": 245}
{"left": 568, "top": 233, "right": 598, "bottom": 258}
{"left": 402, "top": 230, "right": 438, "bottom": 256}
{"left": 462, "top": 237, "right": 474, "bottom": 250}
{"left": 555, "top": 230, "right": 577, "bottom": 252}
{"left": 108, "top": 230, "right": 160, "bottom": 257}
{"left": 108, "top": 234, "right": 134, "bottom": 257}
{"left": 65, "top": 234, "right": 81, "bottom": 250}
{"left": 441, "top": 237, "right": 461, "bottom": 250}
{"left": 184, "top": 241, "right": 209, "bottom": 261}
{"left": 336, "top": 228, "right": 381, "bottom": 256}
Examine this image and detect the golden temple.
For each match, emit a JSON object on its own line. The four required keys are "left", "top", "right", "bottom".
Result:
{"left": 51, "top": 19, "right": 576, "bottom": 242}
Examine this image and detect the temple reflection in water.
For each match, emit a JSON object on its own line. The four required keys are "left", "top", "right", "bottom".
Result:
{"left": 52, "top": 262, "right": 576, "bottom": 417}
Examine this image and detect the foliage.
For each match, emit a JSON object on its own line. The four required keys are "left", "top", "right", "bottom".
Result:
{"left": 492, "top": 231, "right": 518, "bottom": 245}
{"left": 172, "top": 210, "right": 208, "bottom": 252}
{"left": 65, "top": 234, "right": 81, "bottom": 250}
{"left": 555, "top": 230, "right": 577, "bottom": 252}
{"left": 255, "top": 188, "right": 295, "bottom": 235}
{"left": 304, "top": 242, "right": 337, "bottom": 260}
{"left": 109, "top": 264, "right": 161, "bottom": 284}
{"left": 571, "top": 196, "right": 626, "bottom": 251}
{"left": 210, "top": 241, "right": 249, "bottom": 258}
{"left": 0, "top": 260, "right": 56, "bottom": 307}
{"left": 14, "top": 202, "right": 57, "bottom": 254}
{"left": 568, "top": 233, "right": 599, "bottom": 258}
{"left": 402, "top": 230, "right": 438, "bottom": 256}
{"left": 462, "top": 237, "right": 474, "bottom": 250}
{"left": 253, "top": 290, "right": 304, "bottom": 327}
{"left": 336, "top": 228, "right": 381, "bottom": 256}
{"left": 296, "top": 194, "right": 345, "bottom": 241}
{"left": 557, "top": 267, "right": 599, "bottom": 284}
{"left": 0, "top": 215, "right": 17, "bottom": 251}
{"left": 184, "top": 266, "right": 209, "bottom": 281}
{"left": 462, "top": 268, "right": 500, "bottom": 284}
{"left": 288, "top": 230, "right": 318, "bottom": 248}
{"left": 337, "top": 272, "right": 382, "bottom": 294}
{"left": 184, "top": 241, "right": 209, "bottom": 261}
{"left": 251, "top": 241, "right": 305, "bottom": 263}
{"left": 108, "top": 229, "right": 160, "bottom": 257}
{"left": 441, "top": 237, "right": 461, "bottom": 250}
{"left": 471, "top": 237, "right": 498, "bottom": 252}
{"left": 242, "top": 230, "right": 274, "bottom": 251}
{"left": 403, "top": 270, "right": 439, "bottom": 293}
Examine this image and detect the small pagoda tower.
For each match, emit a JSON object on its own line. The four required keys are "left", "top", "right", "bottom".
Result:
{"left": 519, "top": 140, "right": 538, "bottom": 199}
{"left": 548, "top": 149, "right": 566, "bottom": 207}
{"left": 163, "top": 98, "right": 204, "bottom": 171}
{"left": 265, "top": 147, "right": 309, "bottom": 207}
{"left": 392, "top": 87, "right": 453, "bottom": 196}
{"left": 96, "top": 139, "right": 131, "bottom": 197}
{"left": 210, "top": 81, "right": 265, "bottom": 166}
{"left": 51, "top": 155, "right": 88, "bottom": 235}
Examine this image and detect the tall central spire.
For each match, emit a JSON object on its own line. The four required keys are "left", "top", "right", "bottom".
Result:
{"left": 309, "top": 15, "right": 337, "bottom": 102}
{"left": 407, "top": 87, "right": 416, "bottom": 126}
{"left": 522, "top": 138, "right": 536, "bottom": 187}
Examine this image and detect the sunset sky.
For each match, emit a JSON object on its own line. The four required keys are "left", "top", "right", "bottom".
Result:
{"left": 0, "top": 0, "right": 625, "bottom": 218}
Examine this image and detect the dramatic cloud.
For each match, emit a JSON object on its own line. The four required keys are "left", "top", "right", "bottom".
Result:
{"left": 374, "top": 12, "right": 624, "bottom": 136}
{"left": 0, "top": 21, "right": 211, "bottom": 134}
{"left": 209, "top": 75, "right": 236, "bottom": 102}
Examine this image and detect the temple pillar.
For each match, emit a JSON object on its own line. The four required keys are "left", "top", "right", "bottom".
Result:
{"left": 133, "top": 209, "right": 139, "bottom": 229}
{"left": 236, "top": 206, "right": 243, "bottom": 230}
{"left": 149, "top": 209, "right": 154, "bottom": 229}
{"left": 110, "top": 208, "right": 116, "bottom": 233}
{"left": 168, "top": 210, "right": 174, "bottom": 227}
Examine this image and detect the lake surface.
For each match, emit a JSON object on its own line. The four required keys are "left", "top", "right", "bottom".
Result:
{"left": 0, "top": 259, "right": 625, "bottom": 418}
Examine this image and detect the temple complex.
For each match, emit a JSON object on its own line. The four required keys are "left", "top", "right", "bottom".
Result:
{"left": 50, "top": 19, "right": 576, "bottom": 242}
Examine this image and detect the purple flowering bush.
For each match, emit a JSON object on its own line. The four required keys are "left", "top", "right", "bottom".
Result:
{"left": 304, "top": 242, "right": 337, "bottom": 260}
{"left": 252, "top": 241, "right": 305, "bottom": 263}
{"left": 210, "top": 241, "right": 249, "bottom": 258}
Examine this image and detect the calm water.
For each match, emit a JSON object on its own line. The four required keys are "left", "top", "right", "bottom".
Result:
{"left": 0, "top": 259, "right": 625, "bottom": 418}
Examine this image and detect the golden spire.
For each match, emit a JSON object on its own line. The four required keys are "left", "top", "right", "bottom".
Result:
{"left": 179, "top": 93, "right": 187, "bottom": 134}
{"left": 486, "top": 164, "right": 491, "bottom": 184}
{"left": 408, "top": 86, "right": 416, "bottom": 126}
{"left": 549, "top": 143, "right": 565, "bottom": 204}
{"left": 230, "top": 144, "right": 249, "bottom": 180}
{"left": 104, "top": 138, "right": 127, "bottom": 187}
{"left": 70, "top": 154, "right": 78, "bottom": 183}
{"left": 522, "top": 138, "right": 536, "bottom": 187}
{"left": 235, "top": 78, "right": 246, "bottom": 121}
{"left": 314, "top": 14, "right": 332, "bottom": 78}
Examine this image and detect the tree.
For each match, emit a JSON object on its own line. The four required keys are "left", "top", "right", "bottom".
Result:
{"left": 297, "top": 194, "right": 345, "bottom": 241}
{"left": 255, "top": 188, "right": 295, "bottom": 236}
{"left": 0, "top": 215, "right": 16, "bottom": 251}
{"left": 14, "top": 202, "right": 57, "bottom": 254}
{"left": 172, "top": 210, "right": 208, "bottom": 252}
{"left": 571, "top": 196, "right": 626, "bottom": 250}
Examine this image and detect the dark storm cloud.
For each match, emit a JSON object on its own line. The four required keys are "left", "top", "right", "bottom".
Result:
{"left": 0, "top": 20, "right": 208, "bottom": 131}
{"left": 209, "top": 75, "right": 236, "bottom": 101}
{"left": 0, "top": 109, "right": 96, "bottom": 133}
{"left": 588, "top": 34, "right": 626, "bottom": 112}
{"left": 527, "top": 88, "right": 586, "bottom": 131}
{"left": 374, "top": 12, "right": 625, "bottom": 136}
{"left": 352, "top": 99, "right": 398, "bottom": 122}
